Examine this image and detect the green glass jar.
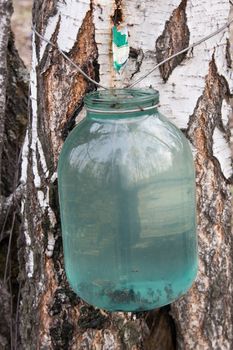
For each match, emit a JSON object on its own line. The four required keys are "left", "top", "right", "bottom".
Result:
{"left": 58, "top": 89, "right": 198, "bottom": 312}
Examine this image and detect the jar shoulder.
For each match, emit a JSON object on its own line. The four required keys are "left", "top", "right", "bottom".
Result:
{"left": 58, "top": 114, "right": 194, "bottom": 174}
{"left": 60, "top": 113, "right": 190, "bottom": 147}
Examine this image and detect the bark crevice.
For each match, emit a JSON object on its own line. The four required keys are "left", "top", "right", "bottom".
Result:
{"left": 155, "top": 0, "right": 189, "bottom": 82}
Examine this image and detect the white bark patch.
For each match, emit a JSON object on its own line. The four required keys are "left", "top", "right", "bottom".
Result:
{"left": 46, "top": 232, "right": 56, "bottom": 258}
{"left": 20, "top": 129, "right": 29, "bottom": 185}
{"left": 26, "top": 250, "right": 34, "bottom": 278}
{"left": 212, "top": 127, "right": 232, "bottom": 179}
{"left": 123, "top": 0, "right": 182, "bottom": 95}
{"left": 127, "top": 0, "right": 181, "bottom": 51}
{"left": 221, "top": 99, "right": 232, "bottom": 128}
{"left": 31, "top": 33, "right": 41, "bottom": 191}
{"left": 58, "top": 0, "right": 90, "bottom": 51}
{"left": 23, "top": 215, "right": 31, "bottom": 246}
{"left": 89, "top": 0, "right": 230, "bottom": 130}
{"left": 51, "top": 172, "right": 57, "bottom": 183}
{"left": 37, "top": 190, "right": 45, "bottom": 207}
{"left": 40, "top": 0, "right": 90, "bottom": 59}
{"left": 45, "top": 184, "right": 57, "bottom": 257}
{"left": 37, "top": 139, "right": 48, "bottom": 175}
{"left": 46, "top": 189, "right": 57, "bottom": 228}
{"left": 23, "top": 213, "right": 34, "bottom": 278}
{"left": 21, "top": 155, "right": 34, "bottom": 277}
{"left": 93, "top": 0, "right": 115, "bottom": 87}
{"left": 40, "top": 14, "right": 59, "bottom": 60}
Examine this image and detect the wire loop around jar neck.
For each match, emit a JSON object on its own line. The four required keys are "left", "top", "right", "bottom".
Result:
{"left": 84, "top": 88, "right": 159, "bottom": 118}
{"left": 85, "top": 104, "right": 159, "bottom": 114}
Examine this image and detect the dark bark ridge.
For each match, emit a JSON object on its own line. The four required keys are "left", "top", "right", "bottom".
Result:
{"left": 0, "top": 0, "right": 13, "bottom": 196}
{"left": 155, "top": 0, "right": 189, "bottom": 82}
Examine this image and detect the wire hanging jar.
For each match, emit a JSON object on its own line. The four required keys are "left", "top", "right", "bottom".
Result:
{"left": 58, "top": 88, "right": 198, "bottom": 312}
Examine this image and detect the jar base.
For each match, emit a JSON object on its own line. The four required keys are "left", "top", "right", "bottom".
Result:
{"left": 72, "top": 269, "right": 197, "bottom": 312}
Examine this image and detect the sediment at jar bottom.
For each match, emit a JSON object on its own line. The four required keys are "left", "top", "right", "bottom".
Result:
{"left": 66, "top": 271, "right": 197, "bottom": 312}
{"left": 64, "top": 230, "right": 198, "bottom": 311}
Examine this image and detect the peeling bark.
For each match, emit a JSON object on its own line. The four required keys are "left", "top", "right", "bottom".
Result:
{"left": 155, "top": 0, "right": 189, "bottom": 82}
{"left": 19, "top": 0, "right": 233, "bottom": 349}
{"left": 39, "top": 9, "right": 99, "bottom": 165}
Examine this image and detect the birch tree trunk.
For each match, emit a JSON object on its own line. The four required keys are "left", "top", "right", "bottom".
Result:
{"left": 20, "top": 0, "right": 233, "bottom": 349}
{"left": 0, "top": 0, "right": 28, "bottom": 349}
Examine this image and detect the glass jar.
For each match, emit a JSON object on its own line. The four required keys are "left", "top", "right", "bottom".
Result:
{"left": 58, "top": 89, "right": 198, "bottom": 312}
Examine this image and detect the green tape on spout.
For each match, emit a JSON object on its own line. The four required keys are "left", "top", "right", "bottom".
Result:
{"left": 112, "top": 25, "right": 129, "bottom": 72}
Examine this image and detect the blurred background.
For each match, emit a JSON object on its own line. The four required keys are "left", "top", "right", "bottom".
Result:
{"left": 12, "top": 0, "right": 32, "bottom": 67}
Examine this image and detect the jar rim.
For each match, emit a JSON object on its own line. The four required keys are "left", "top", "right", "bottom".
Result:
{"left": 84, "top": 88, "right": 159, "bottom": 113}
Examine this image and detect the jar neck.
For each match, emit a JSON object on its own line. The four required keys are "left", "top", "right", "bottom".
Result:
{"left": 86, "top": 105, "right": 158, "bottom": 120}
{"left": 84, "top": 88, "right": 159, "bottom": 120}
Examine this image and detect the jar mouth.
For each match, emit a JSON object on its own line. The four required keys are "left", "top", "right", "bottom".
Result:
{"left": 84, "top": 88, "right": 159, "bottom": 114}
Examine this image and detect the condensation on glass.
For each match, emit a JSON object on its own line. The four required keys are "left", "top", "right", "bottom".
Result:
{"left": 58, "top": 89, "right": 198, "bottom": 312}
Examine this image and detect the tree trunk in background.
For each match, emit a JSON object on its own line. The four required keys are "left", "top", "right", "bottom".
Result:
{"left": 0, "top": 0, "right": 28, "bottom": 348}
{"left": 19, "top": 0, "right": 233, "bottom": 349}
